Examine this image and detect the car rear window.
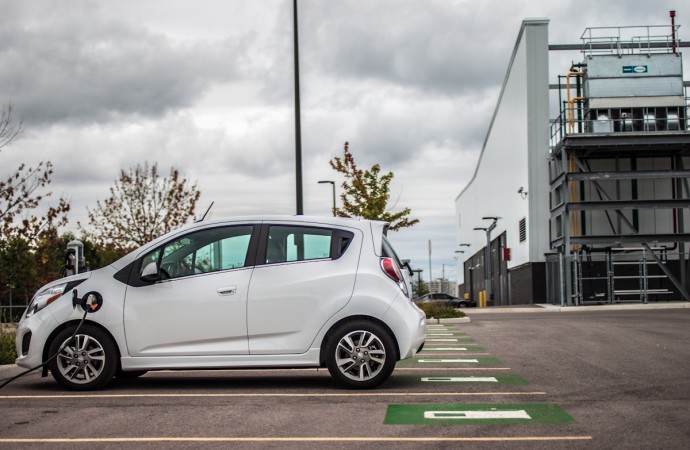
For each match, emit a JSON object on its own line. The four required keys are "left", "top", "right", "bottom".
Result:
{"left": 264, "top": 225, "right": 355, "bottom": 264}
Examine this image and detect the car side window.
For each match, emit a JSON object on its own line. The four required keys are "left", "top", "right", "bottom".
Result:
{"left": 265, "top": 226, "right": 333, "bottom": 264}
{"left": 140, "top": 226, "right": 254, "bottom": 279}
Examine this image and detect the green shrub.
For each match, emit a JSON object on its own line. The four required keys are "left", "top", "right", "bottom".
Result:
{"left": 0, "top": 328, "right": 17, "bottom": 365}
{"left": 415, "top": 302, "right": 465, "bottom": 319}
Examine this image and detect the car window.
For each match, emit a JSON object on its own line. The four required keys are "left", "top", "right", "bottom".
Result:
{"left": 266, "top": 226, "right": 333, "bottom": 264}
{"left": 140, "top": 226, "right": 253, "bottom": 279}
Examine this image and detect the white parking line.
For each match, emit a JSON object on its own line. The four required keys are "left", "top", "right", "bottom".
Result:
{"left": 0, "top": 391, "right": 545, "bottom": 400}
{"left": 0, "top": 437, "right": 593, "bottom": 443}
{"left": 422, "top": 347, "right": 471, "bottom": 351}
{"left": 424, "top": 410, "right": 531, "bottom": 419}
{"left": 417, "top": 359, "right": 479, "bottom": 363}
{"left": 421, "top": 377, "right": 499, "bottom": 383}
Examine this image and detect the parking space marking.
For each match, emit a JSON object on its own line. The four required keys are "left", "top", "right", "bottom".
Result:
{"left": 0, "top": 437, "right": 593, "bottom": 443}
{"left": 419, "top": 358, "right": 479, "bottom": 363}
{"left": 401, "top": 357, "right": 502, "bottom": 365}
{"left": 426, "top": 330, "right": 467, "bottom": 336}
{"left": 0, "top": 391, "right": 546, "bottom": 400}
{"left": 422, "top": 376, "right": 498, "bottom": 382}
{"left": 385, "top": 404, "right": 576, "bottom": 425}
{"left": 395, "top": 367, "right": 512, "bottom": 371}
{"left": 421, "top": 347, "right": 485, "bottom": 351}
{"left": 425, "top": 410, "right": 531, "bottom": 419}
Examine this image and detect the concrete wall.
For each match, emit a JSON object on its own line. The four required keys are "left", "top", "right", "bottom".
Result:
{"left": 455, "top": 19, "right": 550, "bottom": 285}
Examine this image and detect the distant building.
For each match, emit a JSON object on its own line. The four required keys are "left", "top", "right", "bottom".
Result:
{"left": 429, "top": 278, "right": 452, "bottom": 295}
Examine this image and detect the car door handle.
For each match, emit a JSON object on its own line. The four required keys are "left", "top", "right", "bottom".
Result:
{"left": 217, "top": 286, "right": 237, "bottom": 296}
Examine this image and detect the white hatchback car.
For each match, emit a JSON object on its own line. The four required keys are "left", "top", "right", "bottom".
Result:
{"left": 16, "top": 216, "right": 426, "bottom": 390}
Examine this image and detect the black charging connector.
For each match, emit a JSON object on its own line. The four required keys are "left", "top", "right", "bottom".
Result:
{"left": 0, "top": 289, "right": 101, "bottom": 390}
{"left": 72, "top": 290, "right": 103, "bottom": 313}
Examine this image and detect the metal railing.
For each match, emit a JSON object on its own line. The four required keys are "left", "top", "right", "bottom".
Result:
{"left": 546, "top": 249, "right": 687, "bottom": 306}
{"left": 581, "top": 25, "right": 681, "bottom": 57}
{"left": 0, "top": 305, "right": 26, "bottom": 324}
{"left": 550, "top": 100, "right": 690, "bottom": 149}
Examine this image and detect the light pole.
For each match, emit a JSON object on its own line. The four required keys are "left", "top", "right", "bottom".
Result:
{"left": 293, "top": 0, "right": 303, "bottom": 215}
{"left": 318, "top": 180, "right": 336, "bottom": 216}
{"left": 474, "top": 217, "right": 499, "bottom": 304}
{"left": 412, "top": 269, "right": 424, "bottom": 297}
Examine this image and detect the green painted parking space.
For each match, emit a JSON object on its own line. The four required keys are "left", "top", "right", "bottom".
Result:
{"left": 384, "top": 404, "right": 575, "bottom": 425}
{"left": 391, "top": 373, "right": 527, "bottom": 385}
{"left": 398, "top": 357, "right": 503, "bottom": 366}
{"left": 421, "top": 346, "right": 486, "bottom": 352}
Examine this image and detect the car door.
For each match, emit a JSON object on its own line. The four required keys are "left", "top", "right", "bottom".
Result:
{"left": 247, "top": 223, "right": 360, "bottom": 354}
{"left": 123, "top": 224, "right": 258, "bottom": 356}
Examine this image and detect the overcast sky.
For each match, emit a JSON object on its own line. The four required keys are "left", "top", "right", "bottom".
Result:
{"left": 1, "top": 0, "right": 686, "bottom": 283}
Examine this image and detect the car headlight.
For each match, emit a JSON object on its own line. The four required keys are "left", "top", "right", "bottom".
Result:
{"left": 26, "top": 283, "right": 69, "bottom": 318}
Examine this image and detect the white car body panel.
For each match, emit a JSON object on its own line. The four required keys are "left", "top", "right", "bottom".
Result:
{"left": 123, "top": 267, "right": 253, "bottom": 356}
{"left": 247, "top": 227, "right": 362, "bottom": 355}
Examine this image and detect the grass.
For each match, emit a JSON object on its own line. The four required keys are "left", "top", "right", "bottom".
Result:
{"left": 415, "top": 301, "right": 465, "bottom": 319}
{"left": 0, "top": 327, "right": 17, "bottom": 365}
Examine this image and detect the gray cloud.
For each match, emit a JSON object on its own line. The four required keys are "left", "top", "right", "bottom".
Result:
{"left": 300, "top": 0, "right": 521, "bottom": 96}
{"left": 0, "top": 1, "right": 248, "bottom": 126}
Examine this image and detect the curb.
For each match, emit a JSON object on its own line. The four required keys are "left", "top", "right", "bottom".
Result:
{"left": 425, "top": 317, "right": 471, "bottom": 324}
{"left": 466, "top": 302, "right": 690, "bottom": 314}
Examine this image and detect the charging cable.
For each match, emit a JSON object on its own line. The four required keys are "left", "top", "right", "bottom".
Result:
{"left": 0, "top": 289, "right": 98, "bottom": 390}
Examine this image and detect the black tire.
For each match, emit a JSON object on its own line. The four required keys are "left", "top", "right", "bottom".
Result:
{"left": 115, "top": 369, "right": 148, "bottom": 379}
{"left": 48, "top": 324, "right": 117, "bottom": 391}
{"left": 326, "top": 320, "right": 397, "bottom": 389}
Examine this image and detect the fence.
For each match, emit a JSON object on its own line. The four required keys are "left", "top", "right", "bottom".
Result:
{"left": 546, "top": 249, "right": 688, "bottom": 305}
{"left": 0, "top": 305, "right": 26, "bottom": 324}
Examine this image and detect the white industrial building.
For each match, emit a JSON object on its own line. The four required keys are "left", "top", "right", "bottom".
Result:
{"left": 455, "top": 16, "right": 690, "bottom": 306}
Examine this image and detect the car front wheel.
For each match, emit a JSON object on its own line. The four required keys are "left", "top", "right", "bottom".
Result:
{"left": 326, "top": 320, "right": 396, "bottom": 389}
{"left": 48, "top": 325, "right": 117, "bottom": 391}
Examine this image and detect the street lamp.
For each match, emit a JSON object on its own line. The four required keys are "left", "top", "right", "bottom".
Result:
{"left": 474, "top": 217, "right": 499, "bottom": 304}
{"left": 293, "top": 0, "right": 303, "bottom": 215}
{"left": 318, "top": 180, "right": 336, "bottom": 216}
{"left": 411, "top": 268, "right": 424, "bottom": 297}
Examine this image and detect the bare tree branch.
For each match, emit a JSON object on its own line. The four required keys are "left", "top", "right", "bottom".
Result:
{"left": 0, "top": 103, "right": 70, "bottom": 243}
{"left": 0, "top": 103, "right": 23, "bottom": 151}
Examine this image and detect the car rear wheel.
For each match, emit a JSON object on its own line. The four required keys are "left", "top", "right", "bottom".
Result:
{"left": 326, "top": 320, "right": 396, "bottom": 389}
{"left": 48, "top": 325, "right": 117, "bottom": 391}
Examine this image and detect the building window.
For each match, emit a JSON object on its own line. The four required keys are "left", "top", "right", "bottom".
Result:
{"left": 519, "top": 218, "right": 527, "bottom": 243}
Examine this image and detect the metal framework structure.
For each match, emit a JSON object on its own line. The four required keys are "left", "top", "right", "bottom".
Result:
{"left": 548, "top": 24, "right": 690, "bottom": 305}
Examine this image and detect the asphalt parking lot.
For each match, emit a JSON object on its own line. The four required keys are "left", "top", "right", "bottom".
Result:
{"left": 1, "top": 307, "right": 689, "bottom": 449}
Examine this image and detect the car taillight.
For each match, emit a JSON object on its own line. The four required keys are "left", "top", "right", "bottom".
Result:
{"left": 381, "top": 257, "right": 402, "bottom": 282}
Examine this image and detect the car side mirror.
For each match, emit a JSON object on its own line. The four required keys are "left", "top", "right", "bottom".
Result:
{"left": 140, "top": 262, "right": 159, "bottom": 283}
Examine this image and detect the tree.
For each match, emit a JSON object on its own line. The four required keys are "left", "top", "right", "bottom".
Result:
{"left": 412, "top": 277, "right": 429, "bottom": 298}
{"left": 0, "top": 103, "right": 70, "bottom": 243}
{"left": 83, "top": 162, "right": 201, "bottom": 250}
{"left": 329, "top": 142, "right": 419, "bottom": 231}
